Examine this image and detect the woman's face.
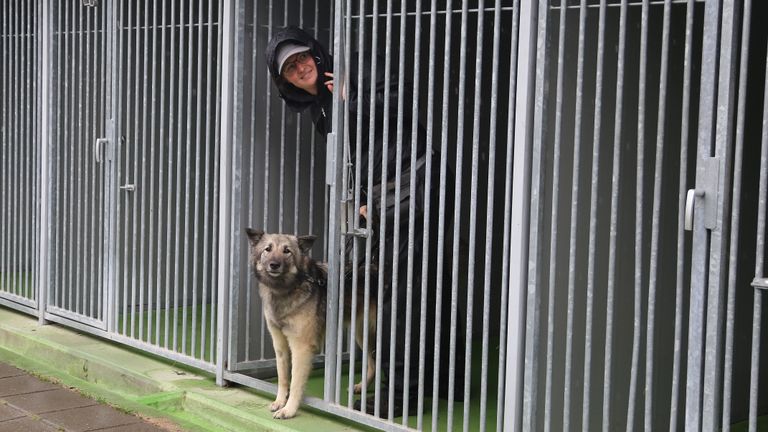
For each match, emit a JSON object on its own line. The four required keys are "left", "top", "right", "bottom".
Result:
{"left": 282, "top": 51, "right": 318, "bottom": 95}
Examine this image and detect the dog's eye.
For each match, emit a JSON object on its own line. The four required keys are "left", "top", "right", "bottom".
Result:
{"left": 283, "top": 246, "right": 291, "bottom": 254}
{"left": 265, "top": 245, "right": 272, "bottom": 252}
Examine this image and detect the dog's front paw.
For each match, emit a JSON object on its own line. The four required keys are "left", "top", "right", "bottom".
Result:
{"left": 353, "top": 382, "right": 364, "bottom": 394}
{"left": 269, "top": 399, "right": 287, "bottom": 412}
{"left": 272, "top": 405, "right": 297, "bottom": 419}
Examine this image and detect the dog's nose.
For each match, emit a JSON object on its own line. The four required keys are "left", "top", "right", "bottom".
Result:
{"left": 269, "top": 262, "right": 281, "bottom": 271}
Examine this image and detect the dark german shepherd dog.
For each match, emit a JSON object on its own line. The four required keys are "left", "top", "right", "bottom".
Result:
{"left": 245, "top": 228, "right": 376, "bottom": 419}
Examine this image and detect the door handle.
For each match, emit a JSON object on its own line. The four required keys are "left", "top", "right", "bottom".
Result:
{"left": 95, "top": 138, "right": 109, "bottom": 163}
{"left": 119, "top": 184, "right": 135, "bottom": 192}
{"left": 684, "top": 189, "right": 705, "bottom": 231}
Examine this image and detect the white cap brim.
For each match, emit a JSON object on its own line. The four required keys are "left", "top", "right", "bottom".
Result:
{"left": 277, "top": 43, "right": 310, "bottom": 74}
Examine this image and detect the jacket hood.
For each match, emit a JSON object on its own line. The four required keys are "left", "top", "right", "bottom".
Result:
{"left": 266, "top": 26, "right": 333, "bottom": 113}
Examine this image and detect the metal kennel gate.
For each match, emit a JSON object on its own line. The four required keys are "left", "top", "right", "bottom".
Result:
{"left": 521, "top": 0, "right": 768, "bottom": 431}
{"left": 224, "top": 0, "right": 524, "bottom": 431}
{"left": 0, "top": 1, "right": 41, "bottom": 316}
{"left": 0, "top": 0, "right": 41, "bottom": 314}
{"left": 43, "top": 0, "right": 223, "bottom": 371}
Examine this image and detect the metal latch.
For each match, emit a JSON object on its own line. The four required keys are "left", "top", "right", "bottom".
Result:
{"left": 684, "top": 157, "right": 720, "bottom": 231}
{"left": 119, "top": 184, "right": 136, "bottom": 192}
{"left": 81, "top": 0, "right": 98, "bottom": 6}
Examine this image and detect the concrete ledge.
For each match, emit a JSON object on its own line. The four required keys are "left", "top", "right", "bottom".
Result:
{"left": 0, "top": 307, "right": 367, "bottom": 432}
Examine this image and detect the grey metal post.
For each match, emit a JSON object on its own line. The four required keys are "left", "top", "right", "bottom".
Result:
{"left": 216, "top": 0, "right": 236, "bottom": 388}
{"left": 702, "top": 0, "right": 739, "bottom": 428}
{"left": 685, "top": 0, "right": 723, "bottom": 429}
{"left": 323, "top": 0, "right": 346, "bottom": 402}
{"left": 38, "top": 0, "right": 51, "bottom": 325}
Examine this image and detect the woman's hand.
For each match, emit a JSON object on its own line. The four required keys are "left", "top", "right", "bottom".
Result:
{"left": 324, "top": 72, "right": 346, "bottom": 99}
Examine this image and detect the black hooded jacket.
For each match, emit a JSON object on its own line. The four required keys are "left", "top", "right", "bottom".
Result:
{"left": 266, "top": 26, "right": 433, "bottom": 226}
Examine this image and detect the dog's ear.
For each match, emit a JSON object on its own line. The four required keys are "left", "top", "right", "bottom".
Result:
{"left": 296, "top": 235, "right": 316, "bottom": 255}
{"left": 245, "top": 228, "right": 264, "bottom": 245}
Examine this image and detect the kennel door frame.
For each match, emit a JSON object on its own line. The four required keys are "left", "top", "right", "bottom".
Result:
{"left": 44, "top": 0, "right": 116, "bottom": 332}
{"left": 684, "top": 0, "right": 740, "bottom": 430}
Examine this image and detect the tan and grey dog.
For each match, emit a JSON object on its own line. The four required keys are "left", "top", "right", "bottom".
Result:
{"left": 245, "top": 228, "right": 378, "bottom": 419}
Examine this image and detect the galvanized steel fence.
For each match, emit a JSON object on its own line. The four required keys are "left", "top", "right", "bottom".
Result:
{"left": 0, "top": 0, "right": 40, "bottom": 315}
{"left": 1, "top": 0, "right": 767, "bottom": 431}
{"left": 522, "top": 0, "right": 768, "bottom": 431}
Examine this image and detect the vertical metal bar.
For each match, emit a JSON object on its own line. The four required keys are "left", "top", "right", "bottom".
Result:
{"left": 428, "top": 0, "right": 455, "bottom": 426}
{"left": 628, "top": 0, "right": 649, "bottom": 429}
{"left": 669, "top": 2, "right": 694, "bottom": 431}
{"left": 121, "top": 0, "right": 131, "bottom": 335}
{"left": 157, "top": 0, "right": 168, "bottom": 347}
{"left": 309, "top": 0, "right": 318, "bottom": 239}
{"left": 748, "top": 42, "right": 768, "bottom": 431}
{"left": 323, "top": 0, "right": 345, "bottom": 401}
{"left": 402, "top": 0, "right": 424, "bottom": 422}
{"left": 602, "top": 1, "right": 628, "bottom": 430}
{"left": 522, "top": 0, "right": 551, "bottom": 428}
{"left": 12, "top": 0, "right": 19, "bottom": 299}
{"left": 372, "top": 0, "right": 393, "bottom": 417}
{"left": 564, "top": 2, "right": 587, "bottom": 431}
{"left": 277, "top": 3, "right": 288, "bottom": 236}
{"left": 54, "top": 0, "right": 63, "bottom": 310}
{"left": 261, "top": 0, "right": 274, "bottom": 362}
{"left": 293, "top": 0, "right": 303, "bottom": 237}
{"left": 387, "top": 0, "right": 409, "bottom": 418}
{"left": 86, "top": 3, "right": 95, "bottom": 318}
{"left": 364, "top": 0, "right": 382, "bottom": 416}
{"left": 722, "top": 0, "right": 752, "bottom": 427}
{"left": 462, "top": 1, "right": 487, "bottom": 430}
{"left": 181, "top": 0, "right": 195, "bottom": 356}
{"left": 212, "top": 0, "right": 224, "bottom": 368}
{"left": 685, "top": 0, "right": 722, "bottom": 427}
{"left": 9, "top": 0, "right": 17, "bottom": 299}
{"left": 146, "top": 0, "right": 157, "bottom": 344}
{"left": 39, "top": 0, "right": 52, "bottom": 323}
{"left": 35, "top": 0, "right": 41, "bottom": 307}
{"left": 244, "top": 0, "right": 258, "bottom": 363}
{"left": 477, "top": 0, "right": 503, "bottom": 429}
{"left": 346, "top": 0, "right": 365, "bottom": 410}
{"left": 544, "top": 0, "right": 567, "bottom": 429}
{"left": 19, "top": 0, "right": 26, "bottom": 302}
{"left": 190, "top": 0, "right": 204, "bottom": 360}
{"left": 703, "top": 0, "right": 739, "bottom": 428}
{"left": 201, "top": 0, "right": 215, "bottom": 363}
{"left": 165, "top": 0, "right": 177, "bottom": 349}
{"left": 417, "top": 0, "right": 438, "bottom": 427}
{"left": 75, "top": 0, "right": 84, "bottom": 315}
{"left": 363, "top": 0, "right": 380, "bottom": 414}
{"left": 216, "top": 0, "right": 234, "bottom": 385}
{"left": 130, "top": 0, "right": 142, "bottom": 339}
{"left": 3, "top": 0, "right": 9, "bottom": 296}
{"left": 1, "top": 0, "right": 6, "bottom": 297}
{"left": 138, "top": 0, "right": 151, "bottom": 341}
{"left": 20, "top": 0, "right": 28, "bottom": 302}
{"left": 645, "top": 2, "right": 672, "bottom": 430}
{"left": 98, "top": 0, "right": 106, "bottom": 323}
{"left": 335, "top": 0, "right": 351, "bottom": 404}
{"left": 66, "top": 0, "right": 75, "bottom": 312}
{"left": 173, "top": 0, "right": 187, "bottom": 351}
{"left": 500, "top": 0, "right": 523, "bottom": 429}
{"left": 103, "top": 0, "right": 110, "bottom": 322}
{"left": 446, "top": 0, "right": 470, "bottom": 426}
